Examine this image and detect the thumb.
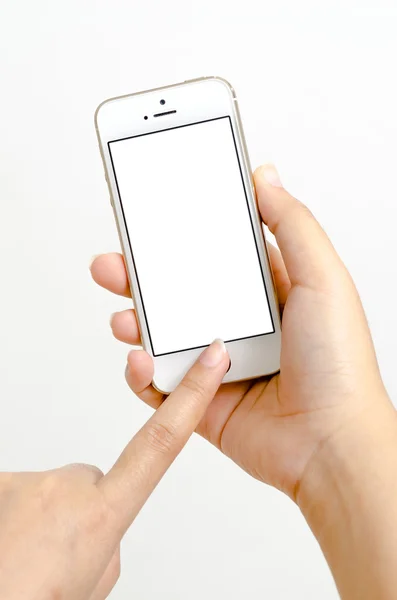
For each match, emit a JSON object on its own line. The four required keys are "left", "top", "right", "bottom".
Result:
{"left": 254, "top": 165, "right": 344, "bottom": 290}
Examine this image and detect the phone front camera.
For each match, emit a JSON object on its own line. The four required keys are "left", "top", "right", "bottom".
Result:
{"left": 160, "top": 99, "right": 166, "bottom": 105}
{"left": 144, "top": 115, "right": 148, "bottom": 120}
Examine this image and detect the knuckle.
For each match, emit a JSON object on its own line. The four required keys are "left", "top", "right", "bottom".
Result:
{"left": 84, "top": 464, "right": 104, "bottom": 479}
{"left": 144, "top": 422, "right": 178, "bottom": 454}
{"left": 35, "top": 474, "right": 64, "bottom": 510}
{"left": 64, "top": 463, "right": 104, "bottom": 479}
{"left": 294, "top": 199, "right": 315, "bottom": 221}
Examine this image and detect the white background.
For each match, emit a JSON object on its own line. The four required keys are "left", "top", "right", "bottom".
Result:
{"left": 0, "top": 1, "right": 396, "bottom": 598}
{"left": 110, "top": 118, "right": 273, "bottom": 355}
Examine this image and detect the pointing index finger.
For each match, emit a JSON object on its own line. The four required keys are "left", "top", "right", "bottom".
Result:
{"left": 98, "top": 339, "right": 229, "bottom": 532}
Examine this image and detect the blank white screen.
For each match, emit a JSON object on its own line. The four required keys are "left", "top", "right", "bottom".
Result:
{"left": 109, "top": 117, "right": 273, "bottom": 356}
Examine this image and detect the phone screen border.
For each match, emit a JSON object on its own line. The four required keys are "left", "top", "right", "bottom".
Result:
{"left": 108, "top": 115, "right": 275, "bottom": 357}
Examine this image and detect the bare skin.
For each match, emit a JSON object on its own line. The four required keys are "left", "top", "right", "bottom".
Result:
{"left": 91, "top": 165, "right": 397, "bottom": 599}
{"left": 0, "top": 341, "right": 230, "bottom": 600}
{"left": 0, "top": 164, "right": 395, "bottom": 599}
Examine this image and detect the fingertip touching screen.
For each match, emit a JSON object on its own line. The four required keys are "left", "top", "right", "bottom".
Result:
{"left": 108, "top": 116, "right": 274, "bottom": 356}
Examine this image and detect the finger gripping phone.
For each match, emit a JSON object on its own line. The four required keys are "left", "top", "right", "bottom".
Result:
{"left": 95, "top": 77, "right": 281, "bottom": 393}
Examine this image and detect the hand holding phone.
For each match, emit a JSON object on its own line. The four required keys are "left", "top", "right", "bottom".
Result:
{"left": 95, "top": 78, "right": 281, "bottom": 393}
{"left": 92, "top": 158, "right": 390, "bottom": 498}
{"left": 92, "top": 165, "right": 394, "bottom": 600}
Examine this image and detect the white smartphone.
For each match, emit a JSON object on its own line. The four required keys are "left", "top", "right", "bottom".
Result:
{"left": 95, "top": 77, "right": 281, "bottom": 394}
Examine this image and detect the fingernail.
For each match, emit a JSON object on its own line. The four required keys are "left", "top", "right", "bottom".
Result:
{"left": 262, "top": 165, "right": 283, "bottom": 188}
{"left": 199, "top": 339, "right": 227, "bottom": 368}
{"left": 89, "top": 254, "right": 101, "bottom": 270}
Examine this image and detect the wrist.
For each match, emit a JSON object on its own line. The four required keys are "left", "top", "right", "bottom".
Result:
{"left": 296, "top": 392, "right": 397, "bottom": 598}
{"left": 297, "top": 393, "right": 397, "bottom": 540}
